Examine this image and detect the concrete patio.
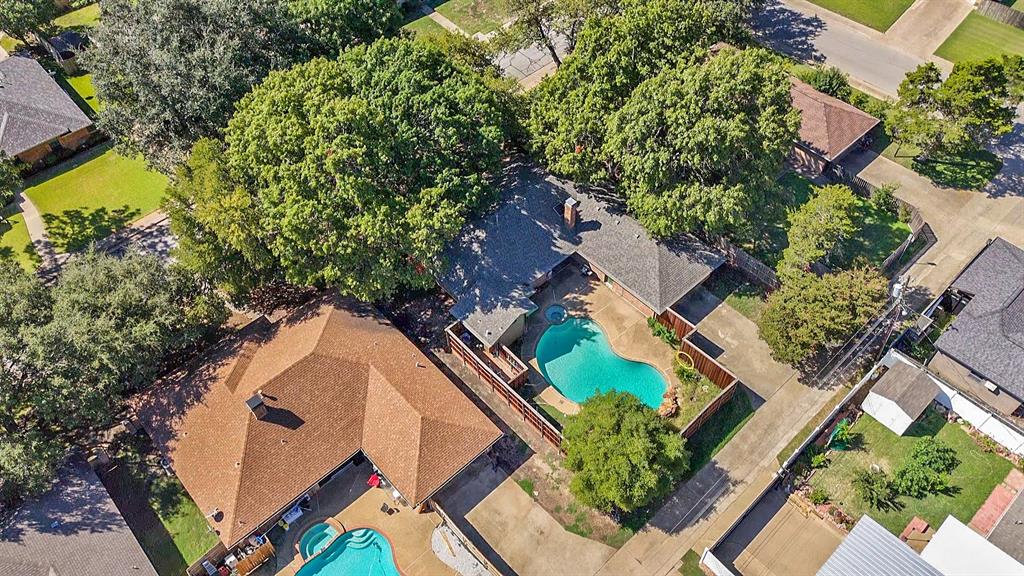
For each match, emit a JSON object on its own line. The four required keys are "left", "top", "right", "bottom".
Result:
{"left": 522, "top": 263, "right": 677, "bottom": 415}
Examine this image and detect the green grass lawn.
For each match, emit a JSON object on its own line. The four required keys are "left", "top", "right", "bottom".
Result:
{"left": 147, "top": 474, "right": 220, "bottom": 566}
{"left": 685, "top": 389, "right": 756, "bottom": 475}
{"left": 667, "top": 376, "right": 727, "bottom": 434}
{"left": 434, "top": 0, "right": 509, "bottom": 35}
{"left": 705, "top": 267, "right": 768, "bottom": 324}
{"left": 0, "top": 33, "right": 21, "bottom": 53}
{"left": 53, "top": 3, "right": 101, "bottom": 30}
{"left": 875, "top": 132, "right": 1003, "bottom": 190}
{"left": 810, "top": 408, "right": 1013, "bottom": 535}
{"left": 936, "top": 12, "right": 1024, "bottom": 62}
{"left": 750, "top": 171, "right": 910, "bottom": 270}
{"left": 23, "top": 147, "right": 167, "bottom": 253}
{"left": 66, "top": 73, "right": 100, "bottom": 113}
{"left": 678, "top": 549, "right": 704, "bottom": 576}
{"left": 804, "top": 0, "right": 916, "bottom": 32}
{"left": 0, "top": 210, "right": 41, "bottom": 271}
{"left": 402, "top": 15, "right": 449, "bottom": 37}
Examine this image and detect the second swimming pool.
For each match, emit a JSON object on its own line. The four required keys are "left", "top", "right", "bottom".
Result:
{"left": 535, "top": 318, "right": 667, "bottom": 409}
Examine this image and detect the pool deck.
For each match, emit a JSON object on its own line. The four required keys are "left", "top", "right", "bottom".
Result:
{"left": 275, "top": 486, "right": 456, "bottom": 576}
{"left": 524, "top": 264, "right": 677, "bottom": 414}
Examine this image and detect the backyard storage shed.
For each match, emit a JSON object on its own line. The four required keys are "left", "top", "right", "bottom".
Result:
{"left": 862, "top": 361, "right": 940, "bottom": 435}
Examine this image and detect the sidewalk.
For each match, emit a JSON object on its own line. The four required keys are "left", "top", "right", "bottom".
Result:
{"left": 884, "top": 0, "right": 972, "bottom": 60}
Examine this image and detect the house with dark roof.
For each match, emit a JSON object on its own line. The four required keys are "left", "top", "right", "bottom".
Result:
{"left": 789, "top": 78, "right": 880, "bottom": 175}
{"left": 134, "top": 294, "right": 502, "bottom": 549}
{"left": 0, "top": 56, "right": 93, "bottom": 167}
{"left": 45, "top": 31, "right": 89, "bottom": 74}
{"left": 440, "top": 161, "right": 724, "bottom": 350}
{"left": 925, "top": 238, "right": 1024, "bottom": 419}
{"left": 0, "top": 458, "right": 158, "bottom": 576}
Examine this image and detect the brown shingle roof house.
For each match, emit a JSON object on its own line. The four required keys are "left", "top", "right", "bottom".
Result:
{"left": 135, "top": 295, "right": 502, "bottom": 547}
{"left": 790, "top": 78, "right": 880, "bottom": 175}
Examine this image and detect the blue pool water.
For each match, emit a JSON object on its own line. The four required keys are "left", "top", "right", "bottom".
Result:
{"left": 535, "top": 318, "right": 668, "bottom": 409}
{"left": 296, "top": 528, "right": 400, "bottom": 576}
{"left": 299, "top": 523, "right": 339, "bottom": 559}
{"left": 545, "top": 304, "right": 568, "bottom": 324}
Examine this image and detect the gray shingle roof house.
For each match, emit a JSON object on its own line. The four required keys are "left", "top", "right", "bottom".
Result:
{"left": 934, "top": 238, "right": 1024, "bottom": 402}
{"left": 0, "top": 56, "right": 92, "bottom": 162}
{"left": 818, "top": 515, "right": 941, "bottom": 576}
{"left": 0, "top": 458, "right": 157, "bottom": 576}
{"left": 441, "top": 161, "right": 724, "bottom": 347}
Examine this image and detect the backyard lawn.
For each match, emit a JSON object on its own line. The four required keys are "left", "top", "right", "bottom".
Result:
{"left": 23, "top": 147, "right": 167, "bottom": 252}
{"left": 53, "top": 2, "right": 102, "bottom": 30}
{"left": 936, "top": 12, "right": 1024, "bottom": 62}
{"left": 0, "top": 210, "right": 41, "bottom": 271}
{"left": 750, "top": 171, "right": 911, "bottom": 270}
{"left": 402, "top": 15, "right": 449, "bottom": 37}
{"left": 809, "top": 408, "right": 1013, "bottom": 536}
{"left": 705, "top": 267, "right": 768, "bottom": 324}
{"left": 0, "top": 33, "right": 20, "bottom": 53}
{"left": 804, "top": 0, "right": 915, "bottom": 32}
{"left": 684, "top": 388, "right": 756, "bottom": 475}
{"left": 65, "top": 73, "right": 100, "bottom": 113}
{"left": 108, "top": 437, "right": 220, "bottom": 576}
{"left": 434, "top": 0, "right": 509, "bottom": 35}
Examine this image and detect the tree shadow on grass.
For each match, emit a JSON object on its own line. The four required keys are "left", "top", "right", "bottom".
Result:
{"left": 912, "top": 152, "right": 1002, "bottom": 190}
{"left": 42, "top": 205, "right": 139, "bottom": 253}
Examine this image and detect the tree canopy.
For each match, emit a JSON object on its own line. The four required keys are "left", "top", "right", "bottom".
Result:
{"left": 759, "top": 267, "right": 888, "bottom": 365}
{"left": 288, "top": 0, "right": 401, "bottom": 56}
{"left": 168, "top": 37, "right": 518, "bottom": 302}
{"left": 604, "top": 47, "right": 799, "bottom": 237}
{"left": 563, "top": 391, "right": 690, "bottom": 513}
{"left": 0, "top": 154, "right": 19, "bottom": 211}
{"left": 0, "top": 0, "right": 56, "bottom": 44}
{"left": 84, "top": 0, "right": 307, "bottom": 171}
{"left": 888, "top": 59, "right": 1021, "bottom": 158}
{"left": 777, "top": 184, "right": 859, "bottom": 277}
{"left": 525, "top": 0, "right": 750, "bottom": 183}
{"left": 0, "top": 254, "right": 226, "bottom": 503}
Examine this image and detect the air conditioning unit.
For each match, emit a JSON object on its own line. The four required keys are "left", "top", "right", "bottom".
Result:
{"left": 984, "top": 380, "right": 999, "bottom": 393}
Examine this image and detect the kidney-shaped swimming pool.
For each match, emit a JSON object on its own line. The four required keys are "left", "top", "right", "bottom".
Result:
{"left": 535, "top": 318, "right": 668, "bottom": 409}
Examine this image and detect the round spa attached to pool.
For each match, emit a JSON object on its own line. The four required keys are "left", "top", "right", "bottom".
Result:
{"left": 535, "top": 317, "right": 668, "bottom": 409}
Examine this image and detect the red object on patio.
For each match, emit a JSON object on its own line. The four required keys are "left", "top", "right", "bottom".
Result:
{"left": 367, "top": 473, "right": 381, "bottom": 488}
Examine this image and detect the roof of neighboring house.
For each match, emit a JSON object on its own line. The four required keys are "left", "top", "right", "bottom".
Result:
{"left": 817, "top": 515, "right": 941, "bottom": 576}
{"left": 0, "top": 458, "right": 158, "bottom": 576}
{"left": 922, "top": 515, "right": 1024, "bottom": 574}
{"left": 0, "top": 56, "right": 91, "bottom": 158}
{"left": 935, "top": 237, "right": 1024, "bottom": 399}
{"left": 870, "top": 361, "right": 939, "bottom": 419}
{"left": 988, "top": 485, "right": 1024, "bottom": 563}
{"left": 790, "top": 78, "right": 880, "bottom": 162}
{"left": 135, "top": 295, "right": 502, "bottom": 547}
{"left": 441, "top": 162, "right": 724, "bottom": 347}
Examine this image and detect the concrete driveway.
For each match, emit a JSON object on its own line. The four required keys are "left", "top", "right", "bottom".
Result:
{"left": 884, "top": 0, "right": 972, "bottom": 59}
{"left": 438, "top": 458, "right": 616, "bottom": 576}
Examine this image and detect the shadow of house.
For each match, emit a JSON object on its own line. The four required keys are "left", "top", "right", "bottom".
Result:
{"left": 0, "top": 458, "right": 159, "bottom": 576}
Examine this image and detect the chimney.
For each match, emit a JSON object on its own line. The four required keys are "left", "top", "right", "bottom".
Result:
{"left": 563, "top": 197, "right": 579, "bottom": 232}
{"left": 246, "top": 391, "right": 268, "bottom": 420}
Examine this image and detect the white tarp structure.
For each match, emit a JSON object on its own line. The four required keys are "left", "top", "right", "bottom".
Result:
{"left": 921, "top": 516, "right": 1024, "bottom": 575}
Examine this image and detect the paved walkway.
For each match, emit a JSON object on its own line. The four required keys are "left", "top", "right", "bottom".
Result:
{"left": 970, "top": 469, "right": 1024, "bottom": 537}
{"left": 593, "top": 293, "right": 837, "bottom": 576}
{"left": 14, "top": 190, "right": 58, "bottom": 269}
{"left": 884, "top": 0, "right": 972, "bottom": 60}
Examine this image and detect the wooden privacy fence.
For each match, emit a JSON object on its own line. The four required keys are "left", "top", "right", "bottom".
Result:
{"left": 680, "top": 338, "right": 738, "bottom": 390}
{"left": 977, "top": 0, "right": 1024, "bottom": 29}
{"left": 710, "top": 236, "right": 781, "bottom": 290}
{"left": 680, "top": 382, "right": 738, "bottom": 439}
{"left": 445, "top": 322, "right": 563, "bottom": 451}
{"left": 656, "top": 308, "right": 696, "bottom": 342}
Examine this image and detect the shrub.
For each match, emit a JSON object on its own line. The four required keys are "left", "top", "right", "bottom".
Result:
{"left": 809, "top": 486, "right": 829, "bottom": 505}
{"left": 796, "top": 66, "right": 851, "bottom": 101}
{"left": 870, "top": 183, "right": 900, "bottom": 214}
{"left": 647, "top": 317, "right": 681, "bottom": 348}
{"left": 831, "top": 420, "right": 852, "bottom": 448}
{"left": 893, "top": 461, "right": 948, "bottom": 498}
{"left": 911, "top": 437, "right": 960, "bottom": 474}
{"left": 852, "top": 468, "right": 895, "bottom": 510}
{"left": 898, "top": 203, "right": 913, "bottom": 223}
{"left": 811, "top": 452, "right": 829, "bottom": 469}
